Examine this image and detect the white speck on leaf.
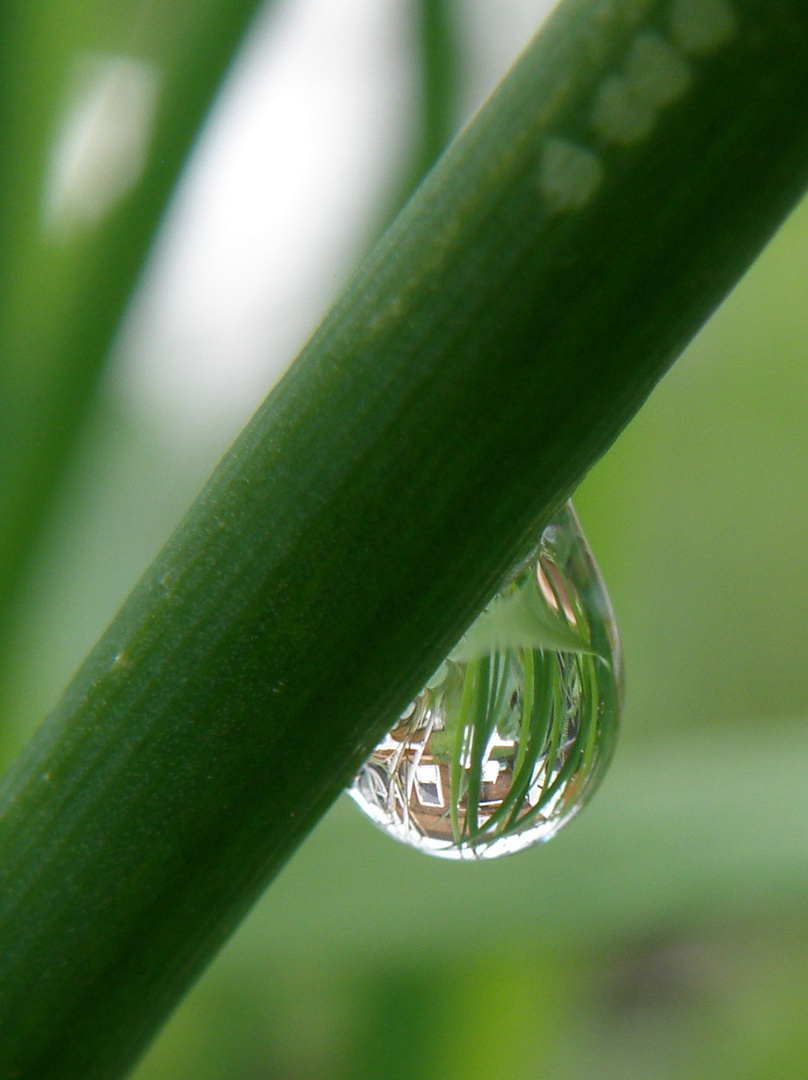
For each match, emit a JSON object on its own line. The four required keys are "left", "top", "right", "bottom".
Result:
{"left": 592, "top": 32, "right": 691, "bottom": 145}
{"left": 669, "top": 0, "right": 737, "bottom": 56}
{"left": 539, "top": 137, "right": 603, "bottom": 214}
{"left": 591, "top": 73, "right": 655, "bottom": 144}
{"left": 626, "top": 32, "right": 692, "bottom": 108}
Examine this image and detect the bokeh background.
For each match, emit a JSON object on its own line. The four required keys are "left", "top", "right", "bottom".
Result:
{"left": 3, "top": 1, "right": 808, "bottom": 1077}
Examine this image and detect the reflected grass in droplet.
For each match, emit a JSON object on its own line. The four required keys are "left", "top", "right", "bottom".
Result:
{"left": 349, "top": 502, "right": 622, "bottom": 859}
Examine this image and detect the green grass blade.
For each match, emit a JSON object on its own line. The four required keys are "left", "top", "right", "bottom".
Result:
{"left": 578, "top": 653, "right": 600, "bottom": 780}
{"left": 413, "top": 0, "right": 459, "bottom": 176}
{"left": 513, "top": 646, "right": 535, "bottom": 779}
{"left": 0, "top": 0, "right": 273, "bottom": 651}
{"left": 514, "top": 654, "right": 567, "bottom": 826}
{"left": 478, "top": 648, "right": 555, "bottom": 838}
{"left": 383, "top": 0, "right": 460, "bottom": 223}
{"left": 449, "top": 658, "right": 478, "bottom": 843}
{"left": 488, "top": 647, "right": 512, "bottom": 721}
{"left": 2, "top": 1, "right": 808, "bottom": 1076}
{"left": 464, "top": 651, "right": 493, "bottom": 839}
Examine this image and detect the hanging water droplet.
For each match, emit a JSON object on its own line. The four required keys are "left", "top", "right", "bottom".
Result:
{"left": 348, "top": 502, "right": 622, "bottom": 860}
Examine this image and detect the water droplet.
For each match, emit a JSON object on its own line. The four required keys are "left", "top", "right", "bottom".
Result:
{"left": 349, "top": 503, "right": 622, "bottom": 860}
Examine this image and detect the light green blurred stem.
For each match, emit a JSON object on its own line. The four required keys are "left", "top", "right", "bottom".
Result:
{"left": 0, "top": 0, "right": 271, "bottom": 648}
{"left": 379, "top": 0, "right": 460, "bottom": 231}
{"left": 407, "top": 0, "right": 459, "bottom": 189}
{"left": 3, "top": 1, "right": 808, "bottom": 1077}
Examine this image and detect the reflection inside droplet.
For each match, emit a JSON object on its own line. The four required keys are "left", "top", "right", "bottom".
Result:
{"left": 349, "top": 503, "right": 622, "bottom": 860}
{"left": 43, "top": 53, "right": 160, "bottom": 234}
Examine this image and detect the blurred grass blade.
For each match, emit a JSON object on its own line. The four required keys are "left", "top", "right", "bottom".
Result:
{"left": 0, "top": 0, "right": 273, "bottom": 649}
{"left": 409, "top": 0, "right": 460, "bottom": 183}
{"left": 3, "top": 1, "right": 808, "bottom": 1077}
{"left": 382, "top": 0, "right": 460, "bottom": 224}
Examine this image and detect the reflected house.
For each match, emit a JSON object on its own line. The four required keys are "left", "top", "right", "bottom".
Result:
{"left": 372, "top": 715, "right": 534, "bottom": 843}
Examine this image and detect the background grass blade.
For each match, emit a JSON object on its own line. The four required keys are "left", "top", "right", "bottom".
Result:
{"left": 3, "top": 1, "right": 808, "bottom": 1077}
{"left": 0, "top": 0, "right": 272, "bottom": 652}
{"left": 384, "top": 0, "right": 459, "bottom": 220}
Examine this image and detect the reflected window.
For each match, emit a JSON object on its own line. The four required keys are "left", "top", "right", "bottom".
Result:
{"left": 414, "top": 763, "right": 443, "bottom": 808}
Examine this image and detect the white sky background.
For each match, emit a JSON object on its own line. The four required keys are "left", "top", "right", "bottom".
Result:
{"left": 116, "top": 0, "right": 559, "bottom": 447}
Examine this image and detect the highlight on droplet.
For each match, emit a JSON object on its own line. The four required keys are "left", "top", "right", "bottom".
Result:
{"left": 349, "top": 503, "right": 622, "bottom": 860}
{"left": 42, "top": 53, "right": 160, "bottom": 235}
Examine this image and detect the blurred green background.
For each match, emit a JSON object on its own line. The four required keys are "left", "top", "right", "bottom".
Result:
{"left": 3, "top": 1, "right": 808, "bottom": 1077}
